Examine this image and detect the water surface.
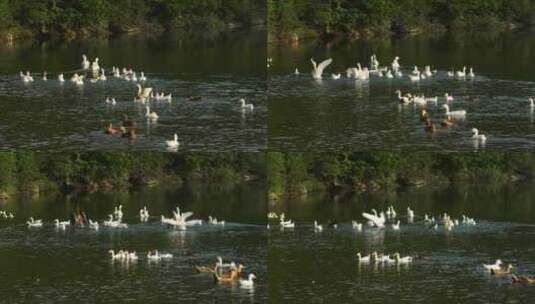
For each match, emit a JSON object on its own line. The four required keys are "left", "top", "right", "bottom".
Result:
{"left": 268, "top": 31, "right": 535, "bottom": 151}
{"left": 268, "top": 183, "right": 535, "bottom": 303}
{"left": 0, "top": 30, "right": 267, "bottom": 151}
{"left": 0, "top": 183, "right": 267, "bottom": 302}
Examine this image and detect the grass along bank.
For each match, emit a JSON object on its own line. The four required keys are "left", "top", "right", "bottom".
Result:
{"left": 268, "top": 152, "right": 535, "bottom": 202}
{"left": 0, "top": 0, "right": 266, "bottom": 42}
{"left": 268, "top": 0, "right": 535, "bottom": 43}
{"left": 0, "top": 152, "right": 266, "bottom": 200}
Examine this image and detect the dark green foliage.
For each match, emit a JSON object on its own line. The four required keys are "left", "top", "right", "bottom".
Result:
{"left": 269, "top": 0, "right": 535, "bottom": 39}
{"left": 1, "top": 0, "right": 266, "bottom": 36}
{"left": 0, "top": 152, "right": 265, "bottom": 195}
{"left": 268, "top": 152, "right": 535, "bottom": 197}
{"left": 0, "top": 152, "right": 16, "bottom": 193}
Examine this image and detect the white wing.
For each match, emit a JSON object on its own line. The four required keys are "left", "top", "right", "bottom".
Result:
{"left": 317, "top": 58, "right": 333, "bottom": 74}
{"left": 181, "top": 212, "right": 194, "bottom": 221}
{"left": 362, "top": 212, "right": 385, "bottom": 227}
{"left": 362, "top": 212, "right": 379, "bottom": 223}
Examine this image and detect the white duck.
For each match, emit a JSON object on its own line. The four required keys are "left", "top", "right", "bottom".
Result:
{"left": 240, "top": 98, "right": 254, "bottom": 110}
{"left": 99, "top": 69, "right": 107, "bottom": 81}
{"left": 109, "top": 250, "right": 124, "bottom": 260}
{"left": 444, "top": 93, "right": 454, "bottom": 102}
{"left": 442, "top": 104, "right": 466, "bottom": 118}
{"left": 21, "top": 71, "right": 34, "bottom": 82}
{"left": 530, "top": 98, "right": 535, "bottom": 108}
{"left": 208, "top": 216, "right": 225, "bottom": 226}
{"left": 145, "top": 106, "right": 159, "bottom": 120}
{"left": 42, "top": 72, "right": 47, "bottom": 81}
{"left": 483, "top": 259, "right": 503, "bottom": 271}
{"left": 127, "top": 252, "right": 138, "bottom": 261}
{"left": 381, "top": 254, "right": 396, "bottom": 264}
{"left": 239, "top": 274, "right": 256, "bottom": 288}
{"left": 91, "top": 58, "right": 100, "bottom": 73}
{"left": 471, "top": 128, "right": 487, "bottom": 142}
{"left": 408, "top": 72, "right": 420, "bottom": 82}
{"left": 139, "top": 206, "right": 149, "bottom": 222}
{"left": 352, "top": 220, "right": 362, "bottom": 231}
{"left": 136, "top": 84, "right": 153, "bottom": 100}
{"left": 311, "top": 58, "right": 333, "bottom": 80}
{"left": 82, "top": 55, "right": 90, "bottom": 69}
{"left": 468, "top": 68, "right": 475, "bottom": 78}
{"left": 314, "top": 220, "right": 323, "bottom": 232}
{"left": 114, "top": 205, "right": 123, "bottom": 220}
{"left": 26, "top": 217, "right": 43, "bottom": 227}
{"left": 58, "top": 74, "right": 65, "bottom": 82}
{"left": 356, "top": 252, "right": 371, "bottom": 263}
{"left": 89, "top": 219, "right": 99, "bottom": 230}
{"left": 362, "top": 211, "right": 386, "bottom": 228}
{"left": 391, "top": 56, "right": 400, "bottom": 71}
{"left": 331, "top": 73, "right": 341, "bottom": 80}
{"left": 407, "top": 207, "right": 414, "bottom": 219}
{"left": 392, "top": 221, "right": 400, "bottom": 231}
{"left": 395, "top": 90, "right": 410, "bottom": 104}
{"left": 140, "top": 72, "right": 147, "bottom": 81}
{"left": 393, "top": 253, "right": 413, "bottom": 264}
{"left": 54, "top": 219, "right": 70, "bottom": 228}
{"left": 294, "top": 68, "right": 300, "bottom": 75}
{"left": 456, "top": 66, "right": 467, "bottom": 78}
{"left": 279, "top": 213, "right": 295, "bottom": 228}
{"left": 147, "top": 250, "right": 173, "bottom": 261}
{"left": 166, "top": 134, "right": 180, "bottom": 148}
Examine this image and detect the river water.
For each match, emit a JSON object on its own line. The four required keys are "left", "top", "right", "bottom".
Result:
{"left": 269, "top": 30, "right": 535, "bottom": 151}
{"left": 268, "top": 182, "right": 535, "bottom": 303}
{"left": 0, "top": 29, "right": 267, "bottom": 152}
{"left": 0, "top": 183, "right": 267, "bottom": 302}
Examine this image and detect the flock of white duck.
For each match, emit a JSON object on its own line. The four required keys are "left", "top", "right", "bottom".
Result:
{"left": 268, "top": 206, "right": 514, "bottom": 273}
{"left": 269, "top": 205, "right": 527, "bottom": 279}
{"left": 3, "top": 205, "right": 257, "bottom": 288}
{"left": 276, "top": 54, "right": 535, "bottom": 145}
{"left": 22, "top": 205, "right": 225, "bottom": 231}
{"left": 268, "top": 205, "right": 477, "bottom": 233}
{"left": 19, "top": 54, "right": 256, "bottom": 149}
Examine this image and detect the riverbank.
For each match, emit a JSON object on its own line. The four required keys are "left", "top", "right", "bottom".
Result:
{"left": 268, "top": 0, "right": 534, "bottom": 44}
{"left": 0, "top": 0, "right": 266, "bottom": 43}
{"left": 0, "top": 152, "right": 266, "bottom": 200}
{"left": 268, "top": 21, "right": 525, "bottom": 45}
{"left": 268, "top": 152, "right": 535, "bottom": 202}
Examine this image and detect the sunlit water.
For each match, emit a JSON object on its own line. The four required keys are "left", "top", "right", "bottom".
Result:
{"left": 268, "top": 31, "right": 535, "bottom": 151}
{"left": 0, "top": 183, "right": 267, "bottom": 302}
{"left": 268, "top": 183, "right": 535, "bottom": 303}
{"left": 0, "top": 30, "right": 267, "bottom": 151}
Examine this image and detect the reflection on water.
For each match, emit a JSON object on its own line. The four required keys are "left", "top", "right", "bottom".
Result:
{"left": 0, "top": 30, "right": 267, "bottom": 151}
{"left": 0, "top": 183, "right": 267, "bottom": 302}
{"left": 268, "top": 183, "right": 535, "bottom": 303}
{"left": 268, "top": 31, "right": 535, "bottom": 151}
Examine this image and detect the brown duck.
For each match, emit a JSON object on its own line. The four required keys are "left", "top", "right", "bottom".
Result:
{"left": 511, "top": 274, "right": 535, "bottom": 284}
{"left": 441, "top": 116, "right": 454, "bottom": 128}
{"left": 105, "top": 123, "right": 119, "bottom": 135}
{"left": 213, "top": 264, "right": 244, "bottom": 283}
{"left": 490, "top": 264, "right": 513, "bottom": 276}
{"left": 120, "top": 126, "right": 136, "bottom": 139}
{"left": 424, "top": 119, "right": 436, "bottom": 133}
{"left": 420, "top": 109, "right": 429, "bottom": 122}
